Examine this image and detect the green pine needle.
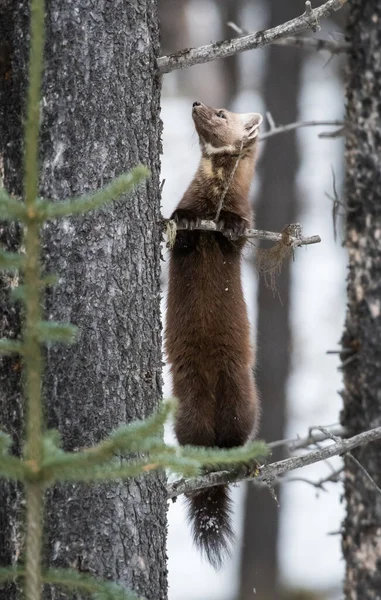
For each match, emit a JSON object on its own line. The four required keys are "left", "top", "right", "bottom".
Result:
{"left": 10, "top": 274, "right": 59, "bottom": 303}
{"left": 42, "top": 273, "right": 59, "bottom": 286}
{"left": 0, "top": 566, "right": 24, "bottom": 585}
{"left": 0, "top": 456, "right": 28, "bottom": 481}
{"left": 9, "top": 286, "right": 26, "bottom": 302}
{"left": 0, "top": 250, "right": 25, "bottom": 271}
{"left": 41, "top": 401, "right": 174, "bottom": 474}
{"left": 37, "top": 166, "right": 149, "bottom": 219}
{"left": 0, "top": 432, "right": 12, "bottom": 454}
{"left": 0, "top": 567, "right": 143, "bottom": 600}
{"left": 37, "top": 321, "right": 78, "bottom": 344}
{"left": 180, "top": 440, "right": 269, "bottom": 467}
{"left": 0, "top": 189, "right": 27, "bottom": 221}
{"left": 43, "top": 569, "right": 143, "bottom": 600}
{"left": 0, "top": 339, "right": 24, "bottom": 355}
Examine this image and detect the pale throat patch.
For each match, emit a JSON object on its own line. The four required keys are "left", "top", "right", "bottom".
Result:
{"left": 204, "top": 142, "right": 237, "bottom": 155}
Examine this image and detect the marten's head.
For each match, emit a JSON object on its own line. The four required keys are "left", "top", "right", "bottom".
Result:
{"left": 192, "top": 101, "right": 263, "bottom": 157}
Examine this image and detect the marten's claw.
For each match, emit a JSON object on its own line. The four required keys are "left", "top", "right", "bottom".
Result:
{"left": 172, "top": 210, "right": 201, "bottom": 231}
{"left": 216, "top": 214, "right": 248, "bottom": 241}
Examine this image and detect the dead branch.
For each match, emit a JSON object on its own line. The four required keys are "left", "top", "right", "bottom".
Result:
{"left": 260, "top": 112, "right": 344, "bottom": 142}
{"left": 317, "top": 426, "right": 381, "bottom": 496}
{"left": 227, "top": 21, "right": 350, "bottom": 55}
{"left": 260, "top": 119, "right": 344, "bottom": 141}
{"left": 167, "top": 425, "right": 381, "bottom": 499}
{"left": 268, "top": 424, "right": 346, "bottom": 451}
{"left": 286, "top": 468, "right": 344, "bottom": 491}
{"left": 158, "top": 0, "right": 348, "bottom": 74}
{"left": 167, "top": 219, "right": 321, "bottom": 248}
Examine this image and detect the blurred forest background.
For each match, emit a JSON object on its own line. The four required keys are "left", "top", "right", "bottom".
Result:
{"left": 159, "top": 1, "right": 348, "bottom": 599}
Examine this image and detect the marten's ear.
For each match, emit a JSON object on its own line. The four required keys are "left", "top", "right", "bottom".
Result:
{"left": 241, "top": 113, "right": 263, "bottom": 139}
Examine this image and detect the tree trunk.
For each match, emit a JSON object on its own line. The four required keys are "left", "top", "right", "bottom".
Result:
{"left": 0, "top": 4, "right": 31, "bottom": 598}
{"left": 341, "top": 2, "right": 381, "bottom": 599}
{"left": 220, "top": 0, "right": 242, "bottom": 108}
{"left": 0, "top": 2, "right": 166, "bottom": 599}
{"left": 238, "top": 2, "right": 303, "bottom": 598}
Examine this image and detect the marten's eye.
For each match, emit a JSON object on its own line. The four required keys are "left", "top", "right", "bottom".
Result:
{"left": 217, "top": 111, "right": 227, "bottom": 119}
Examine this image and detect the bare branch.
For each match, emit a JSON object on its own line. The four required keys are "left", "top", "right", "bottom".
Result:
{"left": 167, "top": 426, "right": 381, "bottom": 499}
{"left": 228, "top": 21, "right": 349, "bottom": 54}
{"left": 286, "top": 468, "right": 343, "bottom": 491}
{"left": 158, "top": 0, "right": 348, "bottom": 74}
{"left": 260, "top": 119, "right": 344, "bottom": 141}
{"left": 317, "top": 427, "right": 381, "bottom": 496}
{"left": 167, "top": 219, "right": 321, "bottom": 248}
{"left": 268, "top": 424, "right": 346, "bottom": 451}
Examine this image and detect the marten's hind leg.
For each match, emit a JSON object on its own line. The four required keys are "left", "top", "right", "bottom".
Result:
{"left": 172, "top": 368, "right": 217, "bottom": 448}
{"left": 215, "top": 366, "right": 259, "bottom": 449}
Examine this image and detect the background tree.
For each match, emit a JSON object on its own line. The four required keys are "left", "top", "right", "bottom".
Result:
{"left": 0, "top": 1, "right": 166, "bottom": 599}
{"left": 239, "top": 2, "right": 303, "bottom": 598}
{"left": 341, "top": 1, "right": 381, "bottom": 598}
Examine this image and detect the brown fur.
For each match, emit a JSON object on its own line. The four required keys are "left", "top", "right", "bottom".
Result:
{"left": 165, "top": 102, "right": 262, "bottom": 568}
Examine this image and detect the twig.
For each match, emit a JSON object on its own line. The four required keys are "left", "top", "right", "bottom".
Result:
{"left": 260, "top": 119, "right": 344, "bottom": 141}
{"left": 319, "top": 126, "right": 345, "bottom": 139}
{"left": 325, "top": 166, "right": 342, "bottom": 241}
{"left": 317, "top": 427, "right": 381, "bottom": 496}
{"left": 158, "top": 0, "right": 348, "bottom": 73}
{"left": 268, "top": 424, "right": 346, "bottom": 451}
{"left": 286, "top": 468, "right": 343, "bottom": 491}
{"left": 227, "top": 21, "right": 350, "bottom": 54}
{"left": 167, "top": 426, "right": 381, "bottom": 499}
{"left": 169, "top": 219, "right": 321, "bottom": 248}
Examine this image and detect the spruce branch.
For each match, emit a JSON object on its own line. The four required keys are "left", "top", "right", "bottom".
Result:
{"left": 0, "top": 455, "right": 29, "bottom": 481}
{"left": 42, "top": 568, "right": 143, "bottom": 600}
{"left": 158, "top": 0, "right": 348, "bottom": 73}
{"left": 0, "top": 189, "right": 27, "bottom": 221}
{"left": 0, "top": 567, "right": 142, "bottom": 600}
{"left": 10, "top": 275, "right": 59, "bottom": 303}
{"left": 37, "top": 321, "right": 78, "bottom": 344}
{"left": 37, "top": 166, "right": 149, "bottom": 219}
{"left": 0, "top": 431, "right": 12, "bottom": 454}
{"left": 0, "top": 250, "right": 25, "bottom": 271}
{"left": 40, "top": 402, "right": 174, "bottom": 473}
{"left": 23, "top": 0, "right": 46, "bottom": 596}
{"left": 0, "top": 339, "right": 24, "bottom": 355}
{"left": 40, "top": 432, "right": 267, "bottom": 484}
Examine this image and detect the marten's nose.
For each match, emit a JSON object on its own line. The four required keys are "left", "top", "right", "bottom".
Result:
{"left": 192, "top": 101, "right": 202, "bottom": 108}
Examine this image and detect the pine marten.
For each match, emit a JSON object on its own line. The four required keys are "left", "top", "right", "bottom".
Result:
{"left": 165, "top": 101, "right": 262, "bottom": 568}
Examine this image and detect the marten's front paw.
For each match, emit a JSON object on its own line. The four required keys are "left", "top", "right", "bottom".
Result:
{"left": 216, "top": 213, "right": 249, "bottom": 241}
{"left": 172, "top": 210, "right": 201, "bottom": 231}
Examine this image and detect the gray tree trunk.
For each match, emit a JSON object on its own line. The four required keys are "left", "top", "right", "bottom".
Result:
{"left": 0, "top": 2, "right": 166, "bottom": 599}
{"left": 341, "top": 1, "right": 381, "bottom": 599}
{"left": 239, "top": 2, "right": 302, "bottom": 598}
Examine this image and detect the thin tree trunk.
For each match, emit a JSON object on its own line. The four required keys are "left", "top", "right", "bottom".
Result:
{"left": 341, "top": 2, "right": 381, "bottom": 599}
{"left": 0, "top": 2, "right": 166, "bottom": 599}
{"left": 239, "top": 2, "right": 303, "bottom": 598}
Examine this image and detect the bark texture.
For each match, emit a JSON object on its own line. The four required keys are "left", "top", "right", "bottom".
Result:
{"left": 0, "top": 4, "right": 29, "bottom": 598}
{"left": 0, "top": 1, "right": 166, "bottom": 599}
{"left": 239, "top": 2, "right": 302, "bottom": 598}
{"left": 341, "top": 1, "right": 381, "bottom": 599}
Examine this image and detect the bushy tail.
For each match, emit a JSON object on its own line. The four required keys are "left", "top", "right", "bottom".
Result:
{"left": 186, "top": 485, "right": 234, "bottom": 569}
